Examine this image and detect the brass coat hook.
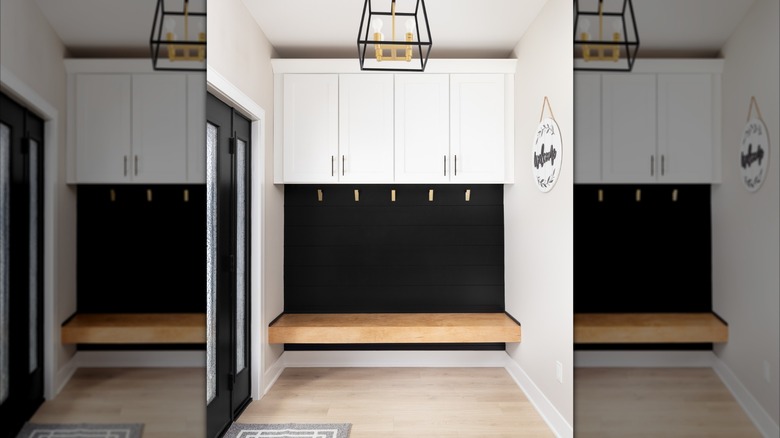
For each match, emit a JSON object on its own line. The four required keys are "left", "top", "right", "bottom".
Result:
{"left": 147, "top": 189, "right": 153, "bottom": 202}
{"left": 428, "top": 189, "right": 434, "bottom": 202}
{"left": 598, "top": 189, "right": 604, "bottom": 202}
{"left": 465, "top": 189, "right": 471, "bottom": 202}
{"left": 354, "top": 189, "right": 360, "bottom": 202}
{"left": 317, "top": 189, "right": 323, "bottom": 202}
{"left": 391, "top": 189, "right": 396, "bottom": 202}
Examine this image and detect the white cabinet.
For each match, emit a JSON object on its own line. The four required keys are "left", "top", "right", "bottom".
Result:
{"left": 273, "top": 59, "right": 516, "bottom": 184}
{"left": 657, "top": 74, "right": 715, "bottom": 182}
{"left": 282, "top": 74, "right": 339, "bottom": 183}
{"left": 131, "top": 74, "right": 187, "bottom": 183}
{"left": 339, "top": 74, "right": 394, "bottom": 182}
{"left": 573, "top": 73, "right": 602, "bottom": 183}
{"left": 450, "top": 74, "right": 506, "bottom": 183}
{"left": 575, "top": 60, "right": 722, "bottom": 184}
{"left": 601, "top": 73, "right": 657, "bottom": 183}
{"left": 75, "top": 74, "right": 133, "bottom": 183}
{"left": 394, "top": 74, "right": 450, "bottom": 183}
{"left": 67, "top": 60, "right": 205, "bottom": 184}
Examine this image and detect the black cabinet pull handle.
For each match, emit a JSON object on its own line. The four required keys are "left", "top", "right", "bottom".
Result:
{"left": 134, "top": 155, "right": 138, "bottom": 176}
{"left": 331, "top": 155, "right": 334, "bottom": 177}
{"left": 650, "top": 155, "right": 654, "bottom": 177}
{"left": 444, "top": 155, "right": 447, "bottom": 177}
{"left": 342, "top": 155, "right": 345, "bottom": 176}
{"left": 123, "top": 156, "right": 128, "bottom": 176}
{"left": 661, "top": 155, "right": 665, "bottom": 176}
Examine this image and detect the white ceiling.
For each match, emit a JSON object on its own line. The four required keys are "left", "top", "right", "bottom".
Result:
{"left": 34, "top": 0, "right": 756, "bottom": 59}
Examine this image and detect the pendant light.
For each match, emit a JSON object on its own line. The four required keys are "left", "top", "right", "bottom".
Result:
{"left": 574, "top": 0, "right": 639, "bottom": 72}
{"left": 357, "top": 0, "right": 433, "bottom": 72}
{"left": 150, "top": 0, "right": 206, "bottom": 71}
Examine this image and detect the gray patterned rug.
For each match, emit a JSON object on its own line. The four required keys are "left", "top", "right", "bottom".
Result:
{"left": 16, "top": 423, "right": 143, "bottom": 438}
{"left": 223, "top": 423, "right": 351, "bottom": 438}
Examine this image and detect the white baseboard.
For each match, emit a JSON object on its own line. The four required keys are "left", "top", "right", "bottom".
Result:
{"left": 75, "top": 351, "right": 205, "bottom": 368}
{"left": 713, "top": 357, "right": 780, "bottom": 438}
{"left": 280, "top": 350, "right": 509, "bottom": 368}
{"left": 262, "top": 354, "right": 285, "bottom": 396}
{"left": 574, "top": 350, "right": 717, "bottom": 368}
{"left": 54, "top": 354, "right": 79, "bottom": 397}
{"left": 504, "top": 359, "right": 573, "bottom": 438}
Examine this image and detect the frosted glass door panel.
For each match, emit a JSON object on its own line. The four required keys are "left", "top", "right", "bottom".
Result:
{"left": 235, "top": 138, "right": 246, "bottom": 374}
{"left": 0, "top": 123, "right": 9, "bottom": 404}
{"left": 206, "top": 123, "right": 217, "bottom": 404}
{"left": 28, "top": 139, "right": 38, "bottom": 373}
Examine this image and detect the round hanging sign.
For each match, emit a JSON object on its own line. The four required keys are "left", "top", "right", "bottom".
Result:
{"left": 739, "top": 117, "right": 770, "bottom": 192}
{"left": 532, "top": 117, "right": 562, "bottom": 192}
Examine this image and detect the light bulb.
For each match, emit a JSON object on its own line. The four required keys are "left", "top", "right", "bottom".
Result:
{"left": 405, "top": 19, "right": 415, "bottom": 34}
{"left": 578, "top": 18, "right": 590, "bottom": 33}
{"left": 164, "top": 17, "right": 176, "bottom": 34}
{"left": 372, "top": 19, "right": 383, "bottom": 33}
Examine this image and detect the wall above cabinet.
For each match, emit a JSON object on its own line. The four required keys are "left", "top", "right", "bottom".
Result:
{"left": 65, "top": 59, "right": 205, "bottom": 184}
{"left": 574, "top": 59, "right": 724, "bottom": 184}
{"left": 272, "top": 59, "right": 516, "bottom": 185}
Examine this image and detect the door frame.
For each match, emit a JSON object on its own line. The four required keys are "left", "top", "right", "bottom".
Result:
{"left": 206, "top": 66, "right": 265, "bottom": 400}
{"left": 0, "top": 66, "right": 61, "bottom": 401}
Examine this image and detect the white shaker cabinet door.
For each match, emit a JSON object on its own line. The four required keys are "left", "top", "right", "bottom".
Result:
{"left": 450, "top": 74, "right": 505, "bottom": 183}
{"left": 187, "top": 73, "right": 207, "bottom": 183}
{"left": 394, "top": 74, "right": 450, "bottom": 183}
{"left": 657, "top": 73, "right": 715, "bottom": 183}
{"left": 574, "top": 73, "right": 602, "bottom": 183}
{"left": 601, "top": 73, "right": 657, "bottom": 183}
{"left": 132, "top": 74, "right": 188, "bottom": 183}
{"left": 75, "top": 74, "right": 133, "bottom": 183}
{"left": 338, "top": 74, "right": 394, "bottom": 182}
{"left": 283, "top": 74, "right": 339, "bottom": 183}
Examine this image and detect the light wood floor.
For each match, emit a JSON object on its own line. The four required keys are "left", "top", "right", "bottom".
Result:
{"left": 30, "top": 367, "right": 205, "bottom": 438}
{"left": 237, "top": 367, "right": 554, "bottom": 438}
{"left": 574, "top": 367, "right": 763, "bottom": 438}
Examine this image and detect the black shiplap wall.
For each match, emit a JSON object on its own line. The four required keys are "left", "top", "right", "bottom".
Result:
{"left": 574, "top": 184, "right": 712, "bottom": 313}
{"left": 77, "top": 185, "right": 206, "bottom": 313}
{"left": 284, "top": 184, "right": 505, "bottom": 313}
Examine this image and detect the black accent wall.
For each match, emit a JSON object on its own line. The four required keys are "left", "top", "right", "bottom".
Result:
{"left": 574, "top": 184, "right": 712, "bottom": 313}
{"left": 284, "top": 184, "right": 505, "bottom": 314}
{"left": 77, "top": 185, "right": 206, "bottom": 313}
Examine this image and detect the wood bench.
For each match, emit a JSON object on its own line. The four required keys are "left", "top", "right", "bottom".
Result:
{"left": 269, "top": 313, "right": 521, "bottom": 344}
{"left": 574, "top": 312, "right": 728, "bottom": 344}
{"left": 61, "top": 313, "right": 206, "bottom": 344}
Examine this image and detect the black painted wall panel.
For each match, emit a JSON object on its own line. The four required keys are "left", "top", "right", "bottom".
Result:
{"left": 77, "top": 185, "right": 206, "bottom": 313}
{"left": 574, "top": 184, "right": 712, "bottom": 313}
{"left": 284, "top": 184, "right": 505, "bottom": 313}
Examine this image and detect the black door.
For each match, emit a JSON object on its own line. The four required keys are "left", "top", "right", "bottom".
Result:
{"left": 0, "top": 92, "right": 45, "bottom": 438}
{"left": 206, "top": 92, "right": 252, "bottom": 438}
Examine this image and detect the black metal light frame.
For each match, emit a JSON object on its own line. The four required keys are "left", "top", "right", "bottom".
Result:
{"left": 150, "top": 0, "right": 207, "bottom": 72}
{"left": 357, "top": 0, "right": 432, "bottom": 72}
{"left": 574, "top": 0, "right": 639, "bottom": 72}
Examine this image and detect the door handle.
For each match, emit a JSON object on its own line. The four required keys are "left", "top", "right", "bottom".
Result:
{"left": 650, "top": 155, "right": 654, "bottom": 177}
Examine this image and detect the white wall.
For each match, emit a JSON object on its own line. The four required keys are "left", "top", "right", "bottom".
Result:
{"left": 505, "top": 0, "right": 573, "bottom": 430}
{"left": 207, "top": 0, "right": 285, "bottom": 393}
{"left": 712, "top": 0, "right": 780, "bottom": 430}
{"left": 0, "top": 0, "right": 77, "bottom": 396}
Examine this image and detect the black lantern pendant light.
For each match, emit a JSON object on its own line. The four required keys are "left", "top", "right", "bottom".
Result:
{"left": 574, "top": 0, "right": 639, "bottom": 72}
{"left": 357, "top": 0, "right": 433, "bottom": 72}
{"left": 150, "top": 0, "right": 206, "bottom": 71}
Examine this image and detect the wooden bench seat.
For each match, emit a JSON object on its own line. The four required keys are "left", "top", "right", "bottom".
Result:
{"left": 61, "top": 313, "right": 206, "bottom": 344}
{"left": 269, "top": 313, "right": 521, "bottom": 344}
{"left": 574, "top": 312, "right": 728, "bottom": 344}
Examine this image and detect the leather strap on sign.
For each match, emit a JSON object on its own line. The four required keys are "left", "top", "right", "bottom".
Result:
{"left": 539, "top": 96, "right": 557, "bottom": 123}
{"left": 747, "top": 95, "right": 764, "bottom": 122}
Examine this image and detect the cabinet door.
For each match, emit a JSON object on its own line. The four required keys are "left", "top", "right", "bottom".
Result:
{"left": 187, "top": 73, "right": 207, "bottom": 183}
{"left": 450, "top": 74, "right": 505, "bottom": 182}
{"left": 395, "top": 74, "right": 449, "bottom": 183}
{"left": 338, "top": 74, "right": 394, "bottom": 182}
{"left": 574, "top": 73, "right": 602, "bottom": 183}
{"left": 657, "top": 74, "right": 714, "bottom": 183}
{"left": 601, "top": 74, "right": 657, "bottom": 183}
{"left": 75, "top": 74, "right": 132, "bottom": 183}
{"left": 132, "top": 74, "right": 188, "bottom": 183}
{"left": 283, "top": 74, "right": 339, "bottom": 183}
